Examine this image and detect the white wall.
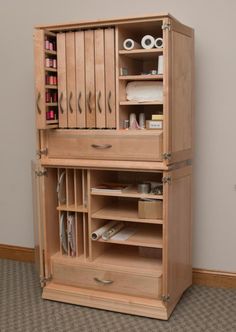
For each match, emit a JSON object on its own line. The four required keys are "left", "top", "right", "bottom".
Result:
{"left": 0, "top": 0, "right": 235, "bottom": 272}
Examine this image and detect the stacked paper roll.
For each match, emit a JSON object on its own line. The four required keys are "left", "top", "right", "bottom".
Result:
{"left": 155, "top": 37, "right": 163, "bottom": 48}
{"left": 158, "top": 55, "right": 164, "bottom": 75}
{"left": 141, "top": 35, "right": 155, "bottom": 49}
{"left": 123, "top": 38, "right": 140, "bottom": 50}
{"left": 102, "top": 222, "right": 125, "bottom": 240}
{"left": 91, "top": 221, "right": 117, "bottom": 240}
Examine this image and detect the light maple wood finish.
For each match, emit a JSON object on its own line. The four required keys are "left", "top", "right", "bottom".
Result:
{"left": 75, "top": 31, "right": 86, "bottom": 128}
{"left": 85, "top": 30, "right": 96, "bottom": 128}
{"left": 0, "top": 244, "right": 34, "bottom": 263}
{"left": 66, "top": 32, "right": 77, "bottom": 128}
{"left": 57, "top": 33, "right": 68, "bottom": 128}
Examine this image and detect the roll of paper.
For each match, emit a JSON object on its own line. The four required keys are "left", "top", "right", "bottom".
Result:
{"left": 126, "top": 81, "right": 163, "bottom": 102}
{"left": 141, "top": 35, "right": 155, "bottom": 49}
{"left": 155, "top": 37, "right": 163, "bottom": 48}
{"left": 102, "top": 222, "right": 125, "bottom": 240}
{"left": 139, "top": 113, "right": 145, "bottom": 129}
{"left": 158, "top": 55, "right": 164, "bottom": 75}
{"left": 91, "top": 221, "right": 117, "bottom": 241}
{"left": 123, "top": 38, "right": 140, "bottom": 50}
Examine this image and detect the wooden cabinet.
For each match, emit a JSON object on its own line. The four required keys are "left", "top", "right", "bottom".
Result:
{"left": 33, "top": 13, "right": 194, "bottom": 320}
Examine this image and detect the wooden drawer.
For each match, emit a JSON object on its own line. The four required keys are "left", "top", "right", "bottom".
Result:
{"left": 45, "top": 130, "right": 163, "bottom": 161}
{"left": 51, "top": 261, "right": 162, "bottom": 299}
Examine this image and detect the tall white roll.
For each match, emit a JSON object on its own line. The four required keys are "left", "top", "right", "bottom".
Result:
{"left": 155, "top": 37, "right": 163, "bottom": 48}
{"left": 158, "top": 55, "right": 164, "bottom": 75}
{"left": 123, "top": 38, "right": 140, "bottom": 50}
{"left": 141, "top": 35, "right": 155, "bottom": 49}
{"left": 91, "top": 221, "right": 117, "bottom": 241}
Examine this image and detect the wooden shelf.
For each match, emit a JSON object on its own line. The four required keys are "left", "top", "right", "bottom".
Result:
{"left": 45, "top": 31, "right": 57, "bottom": 37}
{"left": 119, "top": 48, "right": 163, "bottom": 59}
{"left": 91, "top": 186, "right": 163, "bottom": 200}
{"left": 57, "top": 204, "right": 88, "bottom": 213}
{"left": 93, "top": 246, "right": 162, "bottom": 276}
{"left": 120, "top": 101, "right": 163, "bottom": 106}
{"left": 45, "top": 85, "right": 58, "bottom": 89}
{"left": 46, "top": 120, "right": 58, "bottom": 125}
{"left": 46, "top": 102, "right": 58, "bottom": 106}
{"left": 45, "top": 67, "right": 57, "bottom": 72}
{"left": 119, "top": 75, "right": 163, "bottom": 81}
{"left": 92, "top": 202, "right": 163, "bottom": 224}
{"left": 97, "top": 224, "right": 162, "bottom": 248}
{"left": 45, "top": 49, "right": 57, "bottom": 56}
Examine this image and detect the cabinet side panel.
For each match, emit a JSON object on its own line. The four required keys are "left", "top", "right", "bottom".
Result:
{"left": 75, "top": 31, "right": 86, "bottom": 128}
{"left": 85, "top": 30, "right": 96, "bottom": 128}
{"left": 170, "top": 30, "right": 193, "bottom": 162}
{"left": 104, "top": 28, "right": 116, "bottom": 128}
{"left": 34, "top": 29, "right": 46, "bottom": 129}
{"left": 66, "top": 32, "right": 77, "bottom": 128}
{"left": 57, "top": 33, "right": 68, "bottom": 128}
{"left": 163, "top": 166, "right": 192, "bottom": 304}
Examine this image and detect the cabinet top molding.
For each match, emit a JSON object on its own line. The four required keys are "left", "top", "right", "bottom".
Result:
{"left": 34, "top": 12, "right": 192, "bottom": 34}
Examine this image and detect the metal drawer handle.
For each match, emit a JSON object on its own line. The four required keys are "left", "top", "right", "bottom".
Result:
{"left": 87, "top": 91, "right": 92, "bottom": 113}
{"left": 59, "top": 92, "right": 64, "bottom": 114}
{"left": 78, "top": 91, "right": 82, "bottom": 114}
{"left": 108, "top": 90, "right": 112, "bottom": 113}
{"left": 69, "top": 92, "right": 73, "bottom": 113}
{"left": 91, "top": 144, "right": 112, "bottom": 149}
{"left": 36, "top": 92, "right": 41, "bottom": 114}
{"left": 94, "top": 277, "right": 113, "bottom": 285}
{"left": 97, "top": 91, "right": 102, "bottom": 113}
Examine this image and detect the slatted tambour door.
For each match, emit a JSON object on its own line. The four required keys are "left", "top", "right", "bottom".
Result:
{"left": 66, "top": 32, "right": 77, "bottom": 128}
{"left": 57, "top": 33, "right": 68, "bottom": 128}
{"left": 85, "top": 30, "right": 96, "bottom": 128}
{"left": 75, "top": 31, "right": 86, "bottom": 128}
{"left": 104, "top": 28, "right": 116, "bottom": 128}
{"left": 94, "top": 29, "right": 106, "bottom": 128}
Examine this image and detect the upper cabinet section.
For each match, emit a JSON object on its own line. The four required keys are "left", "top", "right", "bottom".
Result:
{"left": 34, "top": 14, "right": 194, "bottom": 165}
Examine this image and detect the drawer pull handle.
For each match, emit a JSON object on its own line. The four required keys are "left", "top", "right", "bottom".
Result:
{"left": 87, "top": 91, "right": 92, "bottom": 113}
{"left": 97, "top": 91, "right": 102, "bottom": 113}
{"left": 59, "top": 92, "right": 64, "bottom": 114}
{"left": 69, "top": 92, "right": 73, "bottom": 113}
{"left": 78, "top": 91, "right": 82, "bottom": 114}
{"left": 91, "top": 144, "right": 112, "bottom": 149}
{"left": 94, "top": 277, "right": 113, "bottom": 285}
{"left": 108, "top": 91, "right": 112, "bottom": 113}
{"left": 36, "top": 92, "right": 41, "bottom": 114}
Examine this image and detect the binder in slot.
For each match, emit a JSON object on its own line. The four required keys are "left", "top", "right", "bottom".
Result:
{"left": 67, "top": 214, "right": 76, "bottom": 256}
{"left": 59, "top": 212, "right": 68, "bottom": 254}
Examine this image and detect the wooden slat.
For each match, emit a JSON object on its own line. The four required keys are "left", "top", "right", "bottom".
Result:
{"left": 0, "top": 244, "right": 34, "bottom": 262}
{"left": 119, "top": 75, "right": 163, "bottom": 80}
{"left": 105, "top": 28, "right": 116, "bottom": 128}
{"left": 66, "top": 32, "right": 77, "bottom": 128}
{"left": 57, "top": 33, "right": 68, "bottom": 128}
{"left": 94, "top": 29, "right": 106, "bottom": 128}
{"left": 85, "top": 30, "right": 96, "bottom": 128}
{"left": 75, "top": 31, "right": 86, "bottom": 128}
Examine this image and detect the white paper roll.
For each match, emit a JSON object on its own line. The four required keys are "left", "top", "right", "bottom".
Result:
{"left": 158, "top": 55, "right": 164, "bottom": 75}
{"left": 126, "top": 81, "right": 163, "bottom": 102}
{"left": 141, "top": 35, "right": 155, "bottom": 49}
{"left": 102, "top": 222, "right": 125, "bottom": 240}
{"left": 155, "top": 37, "right": 163, "bottom": 48}
{"left": 123, "top": 38, "right": 140, "bottom": 50}
{"left": 91, "top": 221, "right": 117, "bottom": 241}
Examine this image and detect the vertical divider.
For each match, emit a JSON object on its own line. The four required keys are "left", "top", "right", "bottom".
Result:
{"left": 66, "top": 211, "right": 70, "bottom": 256}
{"left": 74, "top": 169, "right": 77, "bottom": 209}
{"left": 115, "top": 27, "right": 120, "bottom": 129}
{"left": 86, "top": 170, "right": 92, "bottom": 260}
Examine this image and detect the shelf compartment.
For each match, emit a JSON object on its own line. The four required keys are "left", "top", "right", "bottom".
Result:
{"left": 96, "top": 223, "right": 162, "bottom": 248}
{"left": 119, "top": 75, "right": 163, "bottom": 81}
{"left": 46, "top": 102, "right": 58, "bottom": 106}
{"left": 120, "top": 101, "right": 163, "bottom": 105}
{"left": 91, "top": 202, "right": 163, "bottom": 224}
{"left": 119, "top": 48, "right": 163, "bottom": 59}
{"left": 57, "top": 204, "right": 88, "bottom": 213}
{"left": 45, "top": 67, "right": 57, "bottom": 72}
{"left": 46, "top": 120, "right": 58, "bottom": 125}
{"left": 45, "top": 49, "right": 57, "bottom": 56}
{"left": 91, "top": 186, "right": 163, "bottom": 200}
{"left": 45, "top": 84, "right": 58, "bottom": 89}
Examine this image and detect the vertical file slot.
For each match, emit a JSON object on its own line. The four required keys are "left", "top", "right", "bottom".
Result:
{"left": 83, "top": 213, "right": 89, "bottom": 259}
{"left": 76, "top": 213, "right": 84, "bottom": 257}
{"left": 59, "top": 211, "right": 68, "bottom": 256}
{"left": 75, "top": 170, "right": 83, "bottom": 209}
{"left": 82, "top": 169, "right": 88, "bottom": 209}
{"left": 66, "top": 169, "right": 75, "bottom": 208}
{"left": 57, "top": 168, "right": 66, "bottom": 207}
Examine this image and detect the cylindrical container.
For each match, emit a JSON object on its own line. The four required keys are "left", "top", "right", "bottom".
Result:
{"left": 123, "top": 119, "right": 129, "bottom": 129}
{"left": 91, "top": 221, "right": 117, "bottom": 241}
{"left": 53, "top": 59, "right": 57, "bottom": 68}
{"left": 102, "top": 222, "right": 125, "bottom": 241}
{"left": 155, "top": 37, "right": 163, "bottom": 48}
{"left": 139, "top": 113, "right": 145, "bottom": 129}
{"left": 158, "top": 55, "right": 164, "bottom": 75}
{"left": 141, "top": 35, "right": 155, "bottom": 49}
{"left": 129, "top": 113, "right": 139, "bottom": 129}
{"left": 123, "top": 38, "right": 140, "bottom": 50}
{"left": 138, "top": 183, "right": 151, "bottom": 194}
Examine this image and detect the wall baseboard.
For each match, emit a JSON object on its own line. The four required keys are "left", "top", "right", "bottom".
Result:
{"left": 0, "top": 244, "right": 34, "bottom": 262}
{"left": 0, "top": 244, "right": 235, "bottom": 288}
{"left": 193, "top": 268, "right": 236, "bottom": 289}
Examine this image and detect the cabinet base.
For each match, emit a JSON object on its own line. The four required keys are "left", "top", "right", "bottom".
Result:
{"left": 43, "top": 282, "right": 173, "bottom": 320}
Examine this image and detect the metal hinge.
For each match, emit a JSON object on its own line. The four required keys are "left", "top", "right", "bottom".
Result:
{"left": 36, "top": 148, "right": 48, "bottom": 158}
{"left": 163, "top": 152, "right": 172, "bottom": 161}
{"left": 35, "top": 169, "right": 47, "bottom": 177}
{"left": 162, "top": 23, "right": 171, "bottom": 31}
{"left": 40, "top": 275, "right": 52, "bottom": 287}
{"left": 162, "top": 176, "right": 172, "bottom": 184}
{"left": 162, "top": 294, "right": 170, "bottom": 303}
